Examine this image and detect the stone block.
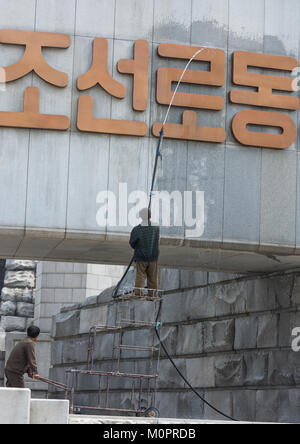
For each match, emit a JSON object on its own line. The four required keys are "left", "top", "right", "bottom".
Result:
{"left": 257, "top": 314, "right": 278, "bottom": 348}
{"left": 203, "top": 390, "right": 232, "bottom": 421}
{"left": 234, "top": 317, "right": 258, "bottom": 350}
{"left": 176, "top": 323, "right": 203, "bottom": 355}
{"left": 185, "top": 357, "right": 215, "bottom": 388}
{"left": 243, "top": 352, "right": 268, "bottom": 386}
{"left": 1, "top": 287, "right": 33, "bottom": 303}
{"left": 64, "top": 273, "right": 83, "bottom": 289}
{"left": 256, "top": 390, "right": 279, "bottom": 423}
{"left": 179, "top": 270, "right": 207, "bottom": 288}
{"left": 45, "top": 274, "right": 65, "bottom": 288}
{"left": 278, "top": 389, "right": 300, "bottom": 423}
{"left": 0, "top": 300, "right": 16, "bottom": 316}
{"left": 4, "top": 271, "right": 35, "bottom": 289}
{"left": 16, "top": 302, "right": 34, "bottom": 318}
{"left": 269, "top": 275, "right": 294, "bottom": 309}
{"left": 1, "top": 316, "right": 26, "bottom": 332}
{"left": 37, "top": 317, "right": 53, "bottom": 333}
{"left": 52, "top": 310, "right": 80, "bottom": 338}
{"left": 79, "top": 306, "right": 108, "bottom": 334}
{"left": 0, "top": 388, "right": 30, "bottom": 424}
{"left": 203, "top": 319, "right": 234, "bottom": 352}
{"left": 50, "top": 340, "right": 64, "bottom": 366}
{"left": 215, "top": 354, "right": 244, "bottom": 387}
{"left": 62, "top": 337, "right": 90, "bottom": 364}
{"left": 278, "top": 312, "right": 292, "bottom": 347}
{"left": 268, "top": 350, "right": 296, "bottom": 386}
{"left": 157, "top": 358, "right": 186, "bottom": 389}
{"left": 130, "top": 300, "right": 158, "bottom": 326}
{"left": 213, "top": 281, "right": 246, "bottom": 316}
{"left": 5, "top": 260, "right": 36, "bottom": 271}
{"left": 154, "top": 326, "right": 178, "bottom": 357}
{"left": 176, "top": 390, "right": 205, "bottom": 420}
{"left": 184, "top": 287, "right": 215, "bottom": 321}
{"left": 246, "top": 278, "right": 276, "bottom": 312}
{"left": 232, "top": 390, "right": 256, "bottom": 422}
{"left": 30, "top": 399, "right": 69, "bottom": 424}
{"left": 159, "top": 268, "right": 180, "bottom": 290}
{"left": 155, "top": 391, "right": 179, "bottom": 420}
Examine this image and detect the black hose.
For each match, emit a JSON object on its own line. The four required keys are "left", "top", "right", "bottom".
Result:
{"left": 154, "top": 300, "right": 237, "bottom": 422}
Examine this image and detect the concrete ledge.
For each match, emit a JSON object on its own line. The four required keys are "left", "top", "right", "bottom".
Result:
{"left": 30, "top": 399, "right": 69, "bottom": 424}
{"left": 0, "top": 388, "right": 30, "bottom": 424}
{"left": 68, "top": 415, "right": 270, "bottom": 424}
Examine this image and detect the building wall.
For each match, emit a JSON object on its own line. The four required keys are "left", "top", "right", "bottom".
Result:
{"left": 0, "top": 0, "right": 300, "bottom": 272}
{"left": 34, "top": 261, "right": 124, "bottom": 332}
{"left": 49, "top": 269, "right": 300, "bottom": 422}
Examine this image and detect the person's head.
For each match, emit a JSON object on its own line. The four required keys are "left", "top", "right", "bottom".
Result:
{"left": 27, "top": 325, "right": 40, "bottom": 341}
{"left": 139, "top": 207, "right": 151, "bottom": 223}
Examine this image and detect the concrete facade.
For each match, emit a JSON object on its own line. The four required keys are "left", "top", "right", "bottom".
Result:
{"left": 34, "top": 261, "right": 124, "bottom": 332}
{"left": 1, "top": 0, "right": 300, "bottom": 273}
{"left": 49, "top": 269, "right": 300, "bottom": 423}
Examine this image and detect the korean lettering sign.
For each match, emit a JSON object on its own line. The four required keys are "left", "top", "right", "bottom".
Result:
{"left": 0, "top": 29, "right": 298, "bottom": 149}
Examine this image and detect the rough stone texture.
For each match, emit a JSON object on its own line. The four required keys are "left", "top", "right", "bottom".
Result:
{"left": 49, "top": 270, "right": 300, "bottom": 423}
{"left": 1, "top": 316, "right": 27, "bottom": 332}
{"left": 4, "top": 271, "right": 35, "bottom": 289}
{"left": 0, "top": 260, "right": 36, "bottom": 333}
{"left": 1, "top": 287, "right": 33, "bottom": 303}
{"left": 0, "top": 301, "right": 16, "bottom": 316}
{"left": 5, "top": 260, "right": 36, "bottom": 271}
{"left": 16, "top": 302, "right": 34, "bottom": 318}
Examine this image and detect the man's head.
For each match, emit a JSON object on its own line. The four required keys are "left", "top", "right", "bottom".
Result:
{"left": 139, "top": 207, "right": 151, "bottom": 223}
{"left": 27, "top": 325, "right": 40, "bottom": 341}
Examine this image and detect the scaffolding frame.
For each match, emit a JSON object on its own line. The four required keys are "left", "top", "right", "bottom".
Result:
{"left": 65, "top": 288, "right": 164, "bottom": 417}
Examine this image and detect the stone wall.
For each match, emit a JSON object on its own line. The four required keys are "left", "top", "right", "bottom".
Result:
{"left": 0, "top": 260, "right": 36, "bottom": 332}
{"left": 49, "top": 270, "right": 300, "bottom": 423}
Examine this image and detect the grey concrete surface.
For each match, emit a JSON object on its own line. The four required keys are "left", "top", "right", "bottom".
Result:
{"left": 49, "top": 269, "right": 300, "bottom": 423}
{"left": 0, "top": 0, "right": 300, "bottom": 272}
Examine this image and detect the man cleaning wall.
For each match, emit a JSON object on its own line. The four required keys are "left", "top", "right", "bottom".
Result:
{"left": 5, "top": 325, "right": 40, "bottom": 388}
{"left": 129, "top": 208, "right": 160, "bottom": 296}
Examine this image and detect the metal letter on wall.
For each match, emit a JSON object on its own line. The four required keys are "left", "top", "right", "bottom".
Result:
{"left": 77, "top": 38, "right": 148, "bottom": 136}
{"left": 0, "top": 29, "right": 70, "bottom": 87}
{"left": 232, "top": 109, "right": 296, "bottom": 149}
{"left": 153, "top": 43, "right": 226, "bottom": 142}
{"left": 0, "top": 86, "right": 70, "bottom": 130}
{"left": 0, "top": 29, "right": 71, "bottom": 130}
{"left": 230, "top": 50, "right": 299, "bottom": 149}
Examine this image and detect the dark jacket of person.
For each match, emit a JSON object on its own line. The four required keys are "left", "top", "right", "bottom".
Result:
{"left": 5, "top": 338, "right": 38, "bottom": 376}
{"left": 130, "top": 223, "right": 160, "bottom": 262}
